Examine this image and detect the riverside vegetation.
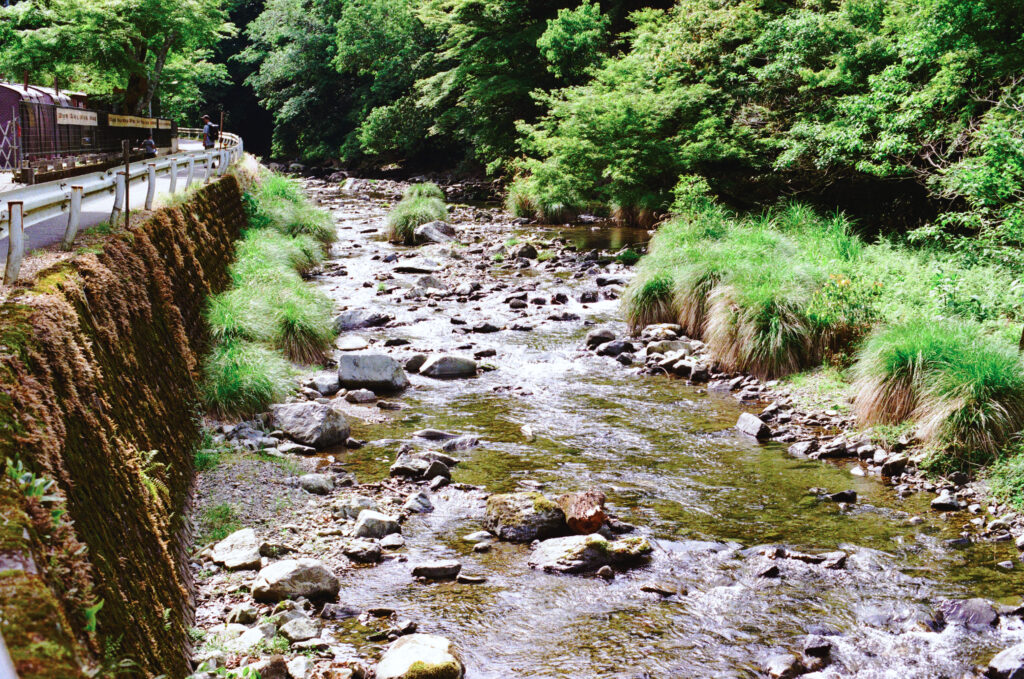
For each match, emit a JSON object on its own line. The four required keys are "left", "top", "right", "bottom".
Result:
{"left": 202, "top": 172, "right": 336, "bottom": 416}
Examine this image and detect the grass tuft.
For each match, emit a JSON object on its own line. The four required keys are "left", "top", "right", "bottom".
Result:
{"left": 386, "top": 195, "right": 448, "bottom": 244}
{"left": 403, "top": 182, "right": 445, "bottom": 200}
{"left": 202, "top": 339, "right": 294, "bottom": 417}
{"left": 624, "top": 272, "right": 675, "bottom": 332}
{"left": 202, "top": 169, "right": 336, "bottom": 415}
{"left": 853, "top": 320, "right": 1024, "bottom": 468}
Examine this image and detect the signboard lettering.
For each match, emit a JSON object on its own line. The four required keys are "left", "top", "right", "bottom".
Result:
{"left": 107, "top": 114, "right": 157, "bottom": 129}
{"left": 55, "top": 108, "right": 98, "bottom": 126}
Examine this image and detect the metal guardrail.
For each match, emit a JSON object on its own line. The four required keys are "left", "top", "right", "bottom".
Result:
{"left": 0, "top": 131, "right": 242, "bottom": 283}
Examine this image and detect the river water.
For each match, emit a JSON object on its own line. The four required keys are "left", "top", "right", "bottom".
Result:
{"left": 309, "top": 182, "right": 1024, "bottom": 678}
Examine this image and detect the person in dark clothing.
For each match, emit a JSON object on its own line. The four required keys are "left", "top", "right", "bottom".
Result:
{"left": 202, "top": 114, "right": 216, "bottom": 149}
{"left": 141, "top": 134, "right": 157, "bottom": 158}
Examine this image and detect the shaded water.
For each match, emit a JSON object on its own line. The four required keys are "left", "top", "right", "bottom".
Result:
{"left": 317, "top": 187, "right": 1024, "bottom": 678}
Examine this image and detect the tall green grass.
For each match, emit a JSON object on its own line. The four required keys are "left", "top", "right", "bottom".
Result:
{"left": 628, "top": 188, "right": 1024, "bottom": 467}
{"left": 386, "top": 194, "right": 448, "bottom": 244}
{"left": 202, "top": 339, "right": 294, "bottom": 417}
{"left": 854, "top": 320, "right": 1024, "bottom": 468}
{"left": 403, "top": 182, "right": 445, "bottom": 200}
{"left": 202, "top": 170, "right": 336, "bottom": 416}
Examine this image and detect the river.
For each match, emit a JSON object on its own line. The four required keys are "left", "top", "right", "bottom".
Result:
{"left": 296, "top": 179, "right": 1024, "bottom": 678}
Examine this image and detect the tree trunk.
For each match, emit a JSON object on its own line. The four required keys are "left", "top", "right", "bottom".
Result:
{"left": 1019, "top": 325, "right": 1024, "bottom": 352}
{"left": 140, "top": 32, "right": 176, "bottom": 116}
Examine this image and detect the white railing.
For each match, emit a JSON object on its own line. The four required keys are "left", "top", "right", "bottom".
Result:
{"left": 0, "top": 131, "right": 242, "bottom": 283}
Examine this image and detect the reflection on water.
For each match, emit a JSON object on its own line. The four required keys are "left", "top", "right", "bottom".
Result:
{"left": 522, "top": 221, "right": 653, "bottom": 252}
{"left": 317, "top": 189, "right": 1024, "bottom": 678}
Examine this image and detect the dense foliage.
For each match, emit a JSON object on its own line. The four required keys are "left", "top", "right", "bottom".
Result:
{"left": 0, "top": 0, "right": 233, "bottom": 116}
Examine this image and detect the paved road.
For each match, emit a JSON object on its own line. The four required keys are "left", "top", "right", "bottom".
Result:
{"left": 0, "top": 142, "right": 212, "bottom": 260}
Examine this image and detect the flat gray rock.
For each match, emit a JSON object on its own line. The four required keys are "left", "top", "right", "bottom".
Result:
{"left": 338, "top": 353, "right": 410, "bottom": 393}
{"left": 252, "top": 558, "right": 340, "bottom": 602}
{"left": 419, "top": 355, "right": 477, "bottom": 379}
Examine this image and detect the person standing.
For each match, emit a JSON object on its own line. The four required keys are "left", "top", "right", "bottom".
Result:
{"left": 201, "top": 114, "right": 217, "bottom": 149}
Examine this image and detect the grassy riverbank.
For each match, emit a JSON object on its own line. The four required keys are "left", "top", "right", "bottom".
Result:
{"left": 625, "top": 178, "right": 1024, "bottom": 477}
{"left": 201, "top": 172, "right": 336, "bottom": 416}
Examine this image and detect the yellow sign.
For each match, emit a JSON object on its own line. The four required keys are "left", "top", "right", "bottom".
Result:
{"left": 157, "top": 119, "right": 173, "bottom": 130}
{"left": 107, "top": 114, "right": 157, "bottom": 129}
{"left": 55, "top": 107, "right": 98, "bottom": 126}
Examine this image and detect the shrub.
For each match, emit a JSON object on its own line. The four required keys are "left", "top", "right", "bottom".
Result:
{"left": 386, "top": 195, "right": 447, "bottom": 244}
{"left": 403, "top": 182, "right": 445, "bottom": 201}
{"left": 201, "top": 339, "right": 294, "bottom": 417}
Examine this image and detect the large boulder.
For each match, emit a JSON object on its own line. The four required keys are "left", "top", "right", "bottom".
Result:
{"left": 988, "top": 643, "right": 1024, "bottom": 679}
{"left": 483, "top": 492, "right": 567, "bottom": 542}
{"left": 271, "top": 402, "right": 350, "bottom": 449}
{"left": 419, "top": 355, "right": 478, "bottom": 379}
{"left": 211, "top": 528, "right": 262, "bottom": 570}
{"left": 252, "top": 558, "right": 340, "bottom": 602}
{"left": 414, "top": 221, "right": 458, "bottom": 245}
{"left": 528, "top": 534, "right": 653, "bottom": 574}
{"left": 557, "top": 489, "right": 607, "bottom": 535}
{"left": 338, "top": 353, "right": 410, "bottom": 394}
{"left": 376, "top": 634, "right": 464, "bottom": 679}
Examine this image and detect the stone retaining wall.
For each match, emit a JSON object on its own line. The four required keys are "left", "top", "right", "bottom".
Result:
{"left": 0, "top": 175, "right": 247, "bottom": 677}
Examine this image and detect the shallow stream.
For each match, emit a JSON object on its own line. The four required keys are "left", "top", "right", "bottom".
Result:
{"left": 311, "top": 183, "right": 1024, "bottom": 678}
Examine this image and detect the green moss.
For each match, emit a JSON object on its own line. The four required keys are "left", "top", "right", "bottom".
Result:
{"left": 531, "top": 492, "right": 560, "bottom": 515}
{"left": 405, "top": 659, "right": 463, "bottom": 679}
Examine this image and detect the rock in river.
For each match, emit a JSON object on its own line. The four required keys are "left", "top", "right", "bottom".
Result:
{"left": 333, "top": 309, "right": 391, "bottom": 331}
{"left": 338, "top": 353, "right": 410, "bottom": 393}
{"left": 736, "top": 412, "right": 771, "bottom": 440}
{"left": 987, "top": 642, "right": 1024, "bottom": 679}
{"left": 483, "top": 491, "right": 567, "bottom": 542}
{"left": 557, "top": 489, "right": 607, "bottom": 534}
{"left": 414, "top": 220, "right": 458, "bottom": 244}
{"left": 938, "top": 598, "right": 999, "bottom": 631}
{"left": 528, "top": 534, "right": 653, "bottom": 574}
{"left": 299, "top": 473, "right": 334, "bottom": 495}
{"left": 412, "top": 559, "right": 462, "bottom": 579}
{"left": 252, "top": 558, "right": 340, "bottom": 602}
{"left": 271, "top": 401, "right": 350, "bottom": 449}
{"left": 211, "top": 528, "right": 262, "bottom": 570}
{"left": 419, "top": 355, "right": 478, "bottom": 379}
{"left": 376, "top": 634, "right": 464, "bottom": 679}
{"left": 354, "top": 509, "right": 401, "bottom": 538}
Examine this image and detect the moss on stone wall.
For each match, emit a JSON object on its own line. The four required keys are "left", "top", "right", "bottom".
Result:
{"left": 0, "top": 176, "right": 247, "bottom": 677}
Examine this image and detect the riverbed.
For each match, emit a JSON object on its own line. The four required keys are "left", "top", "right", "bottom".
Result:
{"left": 303, "top": 179, "right": 1024, "bottom": 677}
{"left": 193, "top": 177, "right": 1024, "bottom": 679}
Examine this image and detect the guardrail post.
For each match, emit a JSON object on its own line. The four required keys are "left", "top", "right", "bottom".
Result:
{"left": 62, "top": 185, "right": 83, "bottom": 251}
{"left": 169, "top": 159, "right": 178, "bottom": 194}
{"left": 186, "top": 157, "right": 195, "bottom": 188}
{"left": 204, "top": 154, "right": 213, "bottom": 184}
{"left": 4, "top": 201, "right": 24, "bottom": 284}
{"left": 110, "top": 171, "right": 125, "bottom": 224}
{"left": 145, "top": 163, "right": 157, "bottom": 210}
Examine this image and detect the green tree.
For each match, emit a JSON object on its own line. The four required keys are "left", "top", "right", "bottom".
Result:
{"left": 0, "top": 0, "right": 233, "bottom": 115}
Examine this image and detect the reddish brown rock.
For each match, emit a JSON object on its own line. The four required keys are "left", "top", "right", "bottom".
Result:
{"left": 557, "top": 489, "right": 607, "bottom": 534}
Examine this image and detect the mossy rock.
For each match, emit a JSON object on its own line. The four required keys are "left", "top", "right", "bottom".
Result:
{"left": 376, "top": 633, "right": 464, "bottom": 679}
{"left": 527, "top": 534, "right": 654, "bottom": 574}
{"left": 483, "top": 491, "right": 567, "bottom": 542}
